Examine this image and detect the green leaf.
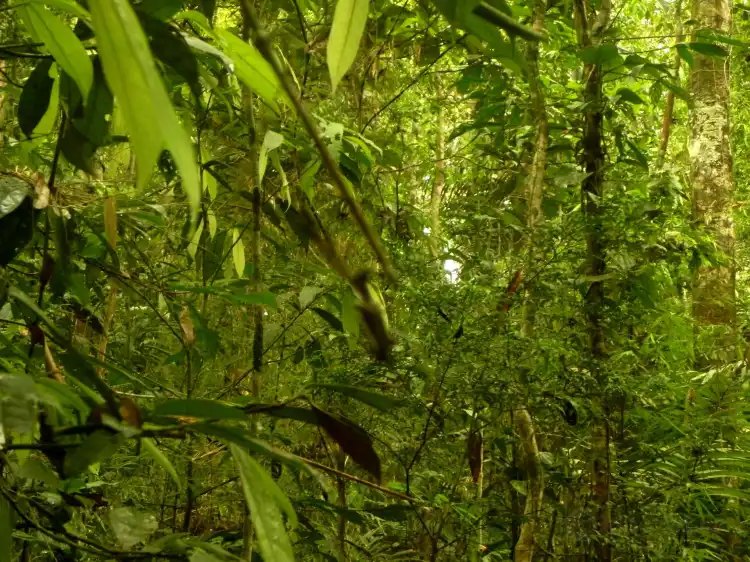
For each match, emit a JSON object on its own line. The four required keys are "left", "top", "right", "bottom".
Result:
{"left": 616, "top": 87, "right": 645, "bottom": 105}
{"left": 662, "top": 80, "right": 689, "bottom": 101}
{"left": 312, "top": 308, "right": 344, "bottom": 331}
{"left": 230, "top": 444, "right": 295, "bottom": 562}
{"left": 18, "top": 59, "right": 55, "bottom": 138}
{"left": 579, "top": 43, "right": 620, "bottom": 65}
{"left": 216, "top": 29, "right": 285, "bottom": 111}
{"left": 232, "top": 228, "right": 245, "bottom": 278}
{"left": 327, "top": 0, "right": 370, "bottom": 93}
{"left": 341, "top": 289, "right": 360, "bottom": 347}
{"left": 299, "top": 286, "right": 323, "bottom": 309}
{"left": 142, "top": 438, "right": 182, "bottom": 490}
{"left": 676, "top": 43, "right": 694, "bottom": 67}
{"left": 151, "top": 399, "right": 244, "bottom": 421}
{"left": 64, "top": 430, "right": 124, "bottom": 477}
{"left": 687, "top": 42, "right": 728, "bottom": 57}
{"left": 137, "top": 0, "right": 184, "bottom": 20}
{"left": 89, "top": 0, "right": 200, "bottom": 224}
{"left": 19, "top": 4, "right": 93, "bottom": 100}
{"left": 0, "top": 375, "right": 37, "bottom": 441}
{"left": 259, "top": 130, "right": 284, "bottom": 183}
{"left": 109, "top": 507, "right": 159, "bottom": 549}
{"left": 313, "top": 384, "right": 402, "bottom": 412}
{"left": 0, "top": 177, "right": 30, "bottom": 219}
{"left": 32, "top": 0, "right": 91, "bottom": 20}
{"left": 71, "top": 58, "right": 113, "bottom": 145}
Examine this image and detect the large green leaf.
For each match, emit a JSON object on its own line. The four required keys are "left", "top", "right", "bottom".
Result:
{"left": 215, "top": 28, "right": 285, "bottom": 111}
{"left": 230, "top": 444, "right": 295, "bottom": 562}
{"left": 19, "top": 4, "right": 93, "bottom": 99}
{"left": 18, "top": 59, "right": 55, "bottom": 138}
{"left": 327, "top": 0, "right": 370, "bottom": 93}
{"left": 89, "top": 0, "right": 200, "bottom": 223}
{"left": 0, "top": 177, "right": 30, "bottom": 219}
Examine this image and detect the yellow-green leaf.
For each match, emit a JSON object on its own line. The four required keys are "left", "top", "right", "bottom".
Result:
{"left": 216, "top": 29, "right": 285, "bottom": 111}
{"left": 232, "top": 228, "right": 245, "bottom": 278}
{"left": 19, "top": 4, "right": 93, "bottom": 100}
{"left": 89, "top": 0, "right": 200, "bottom": 224}
{"left": 259, "top": 130, "right": 284, "bottom": 183}
{"left": 327, "top": 0, "right": 370, "bottom": 93}
{"left": 142, "top": 438, "right": 181, "bottom": 490}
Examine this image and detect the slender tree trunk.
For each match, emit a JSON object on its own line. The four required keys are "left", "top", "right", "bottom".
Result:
{"left": 656, "top": 0, "right": 684, "bottom": 168}
{"left": 240, "top": 6, "right": 264, "bottom": 559}
{"left": 430, "top": 80, "right": 446, "bottom": 259}
{"left": 689, "top": 0, "right": 736, "bottom": 556}
{"left": 690, "top": 0, "right": 735, "bottom": 335}
{"left": 513, "top": 409, "right": 544, "bottom": 562}
{"left": 514, "top": 2, "right": 548, "bottom": 561}
{"left": 574, "top": 1, "right": 612, "bottom": 560}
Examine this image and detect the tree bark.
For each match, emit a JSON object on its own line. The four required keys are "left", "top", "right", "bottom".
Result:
{"left": 656, "top": 0, "right": 684, "bottom": 168}
{"left": 574, "top": 0, "right": 612, "bottom": 560}
{"left": 513, "top": 409, "right": 544, "bottom": 562}
{"left": 430, "top": 79, "right": 446, "bottom": 259}
{"left": 514, "top": 2, "right": 548, "bottom": 561}
{"left": 689, "top": 0, "right": 735, "bottom": 333}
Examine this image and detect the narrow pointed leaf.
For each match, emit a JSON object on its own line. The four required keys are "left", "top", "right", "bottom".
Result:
{"left": 89, "top": 0, "right": 200, "bottom": 223}
{"left": 230, "top": 444, "right": 295, "bottom": 562}
{"left": 327, "top": 0, "right": 370, "bottom": 92}
{"left": 19, "top": 5, "right": 93, "bottom": 100}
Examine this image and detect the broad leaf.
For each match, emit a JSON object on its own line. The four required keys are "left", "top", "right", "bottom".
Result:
{"left": 327, "top": 0, "right": 370, "bottom": 92}
{"left": 259, "top": 130, "right": 284, "bottom": 183}
{"left": 231, "top": 444, "right": 295, "bottom": 562}
{"left": 232, "top": 228, "right": 245, "bottom": 278}
{"left": 19, "top": 4, "right": 93, "bottom": 99}
{"left": 109, "top": 507, "right": 159, "bottom": 549}
{"left": 89, "top": 0, "right": 200, "bottom": 223}
{"left": 18, "top": 59, "right": 55, "bottom": 138}
{"left": 0, "top": 177, "right": 30, "bottom": 219}
{"left": 216, "top": 29, "right": 285, "bottom": 111}
{"left": 312, "top": 307, "right": 344, "bottom": 331}
{"left": 64, "top": 430, "right": 124, "bottom": 477}
{"left": 688, "top": 42, "right": 728, "bottom": 57}
{"left": 312, "top": 405, "right": 381, "bottom": 480}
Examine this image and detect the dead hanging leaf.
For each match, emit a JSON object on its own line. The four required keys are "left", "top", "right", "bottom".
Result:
{"left": 180, "top": 307, "right": 195, "bottom": 346}
{"left": 104, "top": 197, "right": 117, "bottom": 249}
{"left": 312, "top": 405, "right": 381, "bottom": 481}
{"left": 468, "top": 431, "right": 483, "bottom": 483}
{"left": 28, "top": 323, "right": 45, "bottom": 347}
{"left": 118, "top": 397, "right": 143, "bottom": 428}
{"left": 40, "top": 255, "right": 55, "bottom": 289}
{"left": 43, "top": 341, "right": 65, "bottom": 383}
{"left": 32, "top": 171, "right": 49, "bottom": 209}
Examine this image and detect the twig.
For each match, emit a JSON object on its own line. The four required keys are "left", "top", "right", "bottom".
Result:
{"left": 238, "top": 0, "right": 396, "bottom": 283}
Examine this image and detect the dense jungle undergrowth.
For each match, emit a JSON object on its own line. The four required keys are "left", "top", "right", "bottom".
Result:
{"left": 3, "top": 0, "right": 750, "bottom": 560}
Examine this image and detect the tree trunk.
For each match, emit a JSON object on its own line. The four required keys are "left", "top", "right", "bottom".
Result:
{"left": 657, "top": 0, "right": 684, "bottom": 168}
{"left": 514, "top": 2, "right": 548, "bottom": 561}
{"left": 574, "top": 0, "right": 612, "bottom": 560}
{"left": 689, "top": 0, "right": 735, "bottom": 334}
{"left": 430, "top": 80, "right": 446, "bottom": 259}
{"left": 513, "top": 409, "right": 544, "bottom": 562}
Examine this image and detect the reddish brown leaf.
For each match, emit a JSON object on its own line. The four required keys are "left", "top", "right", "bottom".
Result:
{"left": 312, "top": 405, "right": 381, "bottom": 482}
{"left": 468, "top": 431, "right": 483, "bottom": 483}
